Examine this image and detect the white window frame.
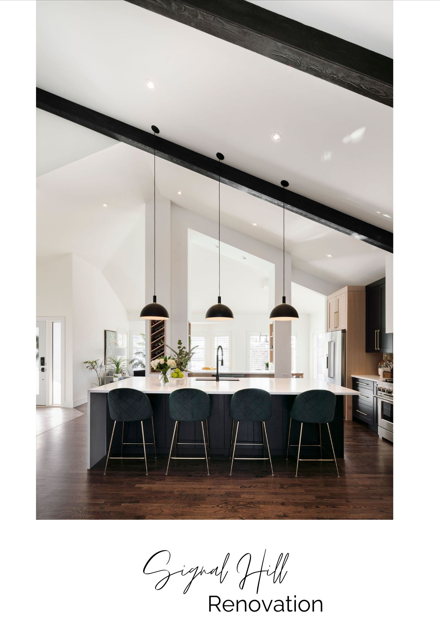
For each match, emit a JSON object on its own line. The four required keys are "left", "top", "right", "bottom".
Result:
{"left": 246, "top": 330, "right": 270, "bottom": 372}
{"left": 189, "top": 334, "right": 208, "bottom": 371}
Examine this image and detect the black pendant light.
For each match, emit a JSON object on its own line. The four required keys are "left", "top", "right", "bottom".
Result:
{"left": 205, "top": 153, "right": 234, "bottom": 321}
{"left": 270, "top": 180, "right": 299, "bottom": 321}
{"left": 140, "top": 126, "right": 170, "bottom": 321}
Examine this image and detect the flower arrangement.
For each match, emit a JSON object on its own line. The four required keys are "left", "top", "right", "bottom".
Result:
{"left": 165, "top": 339, "right": 198, "bottom": 372}
{"left": 150, "top": 355, "right": 177, "bottom": 384}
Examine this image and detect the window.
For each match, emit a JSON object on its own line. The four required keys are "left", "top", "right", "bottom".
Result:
{"left": 249, "top": 334, "right": 269, "bottom": 371}
{"left": 214, "top": 335, "right": 230, "bottom": 371}
{"left": 313, "top": 332, "right": 326, "bottom": 380}
{"left": 52, "top": 322, "right": 61, "bottom": 405}
{"left": 291, "top": 335, "right": 297, "bottom": 372}
{"left": 190, "top": 336, "right": 206, "bottom": 370}
{"left": 132, "top": 334, "right": 146, "bottom": 369}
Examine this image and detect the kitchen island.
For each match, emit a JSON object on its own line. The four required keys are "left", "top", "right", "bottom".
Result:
{"left": 87, "top": 377, "right": 359, "bottom": 469}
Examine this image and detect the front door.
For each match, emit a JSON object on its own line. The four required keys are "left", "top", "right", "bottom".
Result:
{"left": 36, "top": 321, "right": 47, "bottom": 406}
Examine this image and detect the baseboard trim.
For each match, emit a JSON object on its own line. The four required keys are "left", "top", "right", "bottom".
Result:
{"left": 73, "top": 397, "right": 88, "bottom": 408}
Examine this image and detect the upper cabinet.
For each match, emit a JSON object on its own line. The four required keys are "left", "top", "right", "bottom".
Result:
{"left": 327, "top": 288, "right": 347, "bottom": 331}
{"left": 366, "top": 278, "right": 393, "bottom": 353}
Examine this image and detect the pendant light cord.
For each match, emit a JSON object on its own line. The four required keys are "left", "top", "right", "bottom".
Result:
{"left": 218, "top": 157, "right": 221, "bottom": 299}
{"left": 283, "top": 197, "right": 285, "bottom": 298}
{"left": 153, "top": 130, "right": 156, "bottom": 298}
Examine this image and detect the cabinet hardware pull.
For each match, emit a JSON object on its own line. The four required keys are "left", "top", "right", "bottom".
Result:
{"left": 356, "top": 410, "right": 368, "bottom": 416}
{"left": 377, "top": 329, "right": 380, "bottom": 350}
{"left": 360, "top": 394, "right": 370, "bottom": 399}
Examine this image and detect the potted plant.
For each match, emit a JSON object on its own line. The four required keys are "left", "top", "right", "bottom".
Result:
{"left": 107, "top": 355, "right": 131, "bottom": 381}
{"left": 84, "top": 359, "right": 105, "bottom": 386}
{"left": 165, "top": 339, "right": 198, "bottom": 375}
{"left": 150, "top": 356, "right": 176, "bottom": 385}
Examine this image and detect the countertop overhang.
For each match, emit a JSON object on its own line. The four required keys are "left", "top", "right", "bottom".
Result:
{"left": 89, "top": 377, "right": 359, "bottom": 396}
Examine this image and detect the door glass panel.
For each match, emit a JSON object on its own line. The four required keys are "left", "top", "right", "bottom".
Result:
{"left": 52, "top": 322, "right": 61, "bottom": 405}
{"left": 36, "top": 327, "right": 39, "bottom": 394}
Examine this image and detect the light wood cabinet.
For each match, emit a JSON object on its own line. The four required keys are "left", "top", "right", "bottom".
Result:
{"left": 327, "top": 288, "right": 347, "bottom": 331}
{"left": 326, "top": 285, "right": 383, "bottom": 421}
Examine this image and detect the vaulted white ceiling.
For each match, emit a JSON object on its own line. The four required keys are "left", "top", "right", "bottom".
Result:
{"left": 36, "top": 1, "right": 392, "bottom": 315}
{"left": 37, "top": 0, "right": 393, "bottom": 229}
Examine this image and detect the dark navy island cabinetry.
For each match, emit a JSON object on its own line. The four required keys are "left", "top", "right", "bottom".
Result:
{"left": 352, "top": 377, "right": 378, "bottom": 432}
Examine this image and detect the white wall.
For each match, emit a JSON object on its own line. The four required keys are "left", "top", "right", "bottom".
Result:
{"left": 191, "top": 313, "right": 269, "bottom": 371}
{"left": 72, "top": 254, "right": 129, "bottom": 405}
{"left": 309, "top": 308, "right": 327, "bottom": 378}
{"left": 291, "top": 314, "right": 310, "bottom": 377}
{"left": 171, "top": 204, "right": 291, "bottom": 376}
{"left": 36, "top": 255, "right": 73, "bottom": 406}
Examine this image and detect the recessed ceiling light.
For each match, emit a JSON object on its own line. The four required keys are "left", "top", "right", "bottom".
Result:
{"left": 146, "top": 80, "right": 155, "bottom": 90}
{"left": 383, "top": 214, "right": 391, "bottom": 219}
{"left": 326, "top": 254, "right": 333, "bottom": 258}
{"left": 271, "top": 132, "right": 281, "bottom": 142}
{"left": 102, "top": 203, "right": 108, "bottom": 207}
{"left": 252, "top": 222, "right": 257, "bottom": 227}
{"left": 343, "top": 126, "right": 366, "bottom": 144}
{"left": 321, "top": 151, "right": 332, "bottom": 162}
{"left": 177, "top": 191, "right": 182, "bottom": 195}
{"left": 376, "top": 211, "right": 381, "bottom": 214}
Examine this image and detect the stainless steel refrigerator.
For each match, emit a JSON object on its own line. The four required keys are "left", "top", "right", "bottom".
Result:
{"left": 324, "top": 331, "right": 346, "bottom": 386}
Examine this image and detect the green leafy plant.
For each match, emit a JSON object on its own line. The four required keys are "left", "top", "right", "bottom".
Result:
{"left": 84, "top": 359, "right": 105, "bottom": 386}
{"left": 165, "top": 339, "right": 198, "bottom": 372}
{"left": 107, "top": 356, "right": 132, "bottom": 376}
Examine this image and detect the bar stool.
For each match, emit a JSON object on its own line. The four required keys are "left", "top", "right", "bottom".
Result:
{"left": 166, "top": 388, "right": 211, "bottom": 476}
{"left": 229, "top": 388, "right": 273, "bottom": 476}
{"left": 104, "top": 388, "right": 156, "bottom": 476}
{"left": 286, "top": 389, "right": 339, "bottom": 477}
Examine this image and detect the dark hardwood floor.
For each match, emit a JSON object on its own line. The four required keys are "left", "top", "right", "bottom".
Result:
{"left": 36, "top": 407, "right": 393, "bottom": 520}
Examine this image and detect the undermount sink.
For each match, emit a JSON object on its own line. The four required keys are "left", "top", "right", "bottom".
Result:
{"left": 195, "top": 378, "right": 240, "bottom": 381}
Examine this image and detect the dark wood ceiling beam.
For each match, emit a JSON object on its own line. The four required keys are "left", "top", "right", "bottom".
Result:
{"left": 125, "top": 0, "right": 393, "bottom": 107}
{"left": 37, "top": 88, "right": 393, "bottom": 252}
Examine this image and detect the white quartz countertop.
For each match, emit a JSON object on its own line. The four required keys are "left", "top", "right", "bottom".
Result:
{"left": 189, "top": 370, "right": 273, "bottom": 375}
{"left": 89, "top": 377, "right": 359, "bottom": 396}
{"left": 351, "top": 374, "right": 382, "bottom": 382}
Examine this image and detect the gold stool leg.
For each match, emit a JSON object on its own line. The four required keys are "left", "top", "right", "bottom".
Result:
{"left": 261, "top": 422, "right": 266, "bottom": 458}
{"left": 205, "top": 419, "right": 210, "bottom": 458}
{"left": 166, "top": 422, "right": 178, "bottom": 476}
{"left": 229, "top": 421, "right": 240, "bottom": 476}
{"left": 327, "top": 423, "right": 340, "bottom": 477}
{"left": 229, "top": 420, "right": 235, "bottom": 458}
{"left": 104, "top": 421, "right": 116, "bottom": 476}
{"left": 286, "top": 419, "right": 292, "bottom": 460}
{"left": 121, "top": 421, "right": 125, "bottom": 456}
{"left": 263, "top": 422, "right": 274, "bottom": 476}
{"left": 201, "top": 421, "right": 210, "bottom": 476}
{"left": 319, "top": 423, "right": 322, "bottom": 459}
{"left": 295, "top": 423, "right": 303, "bottom": 477}
{"left": 140, "top": 421, "right": 148, "bottom": 475}
{"left": 151, "top": 416, "right": 157, "bottom": 458}
{"left": 174, "top": 422, "right": 180, "bottom": 456}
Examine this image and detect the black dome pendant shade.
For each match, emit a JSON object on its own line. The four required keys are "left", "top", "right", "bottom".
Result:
{"left": 205, "top": 153, "right": 234, "bottom": 321}
{"left": 140, "top": 126, "right": 169, "bottom": 321}
{"left": 270, "top": 180, "right": 299, "bottom": 321}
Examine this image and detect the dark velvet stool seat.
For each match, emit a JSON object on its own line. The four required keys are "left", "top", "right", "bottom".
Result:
{"left": 286, "top": 389, "right": 339, "bottom": 477}
{"left": 104, "top": 388, "right": 156, "bottom": 476}
{"left": 229, "top": 388, "right": 274, "bottom": 476}
{"left": 166, "top": 388, "right": 211, "bottom": 476}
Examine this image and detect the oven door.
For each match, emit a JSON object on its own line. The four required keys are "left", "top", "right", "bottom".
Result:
{"left": 376, "top": 397, "right": 393, "bottom": 433}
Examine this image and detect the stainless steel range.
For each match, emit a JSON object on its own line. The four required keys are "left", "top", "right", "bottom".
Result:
{"left": 375, "top": 379, "right": 393, "bottom": 443}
